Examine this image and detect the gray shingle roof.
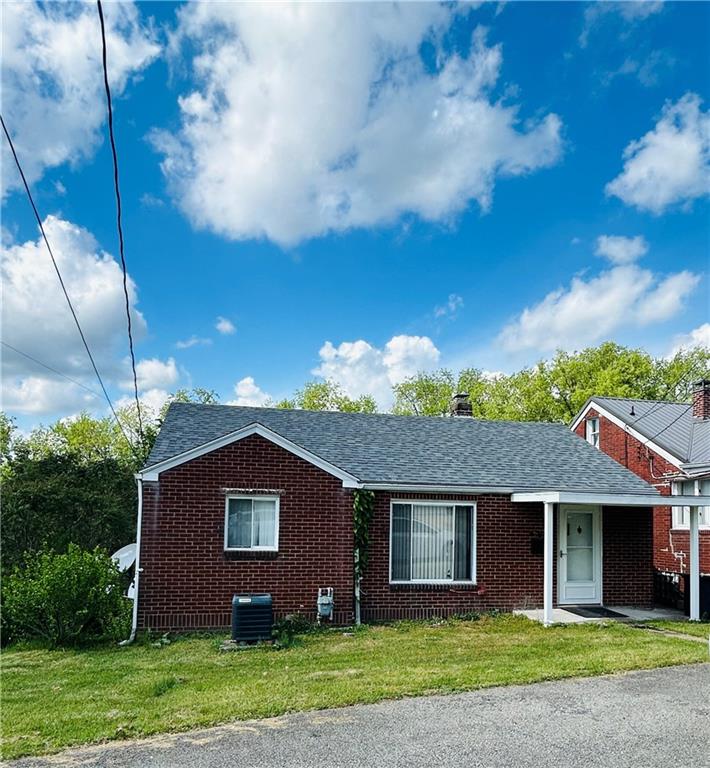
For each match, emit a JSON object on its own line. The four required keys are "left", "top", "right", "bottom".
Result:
{"left": 591, "top": 396, "right": 709, "bottom": 466}
{"left": 145, "top": 403, "right": 657, "bottom": 495}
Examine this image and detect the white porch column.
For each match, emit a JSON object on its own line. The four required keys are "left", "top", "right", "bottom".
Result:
{"left": 543, "top": 502, "right": 554, "bottom": 626}
{"left": 689, "top": 480, "right": 700, "bottom": 621}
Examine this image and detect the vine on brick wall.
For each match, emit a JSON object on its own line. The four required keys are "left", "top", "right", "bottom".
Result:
{"left": 353, "top": 489, "right": 374, "bottom": 625}
{"left": 353, "top": 489, "right": 375, "bottom": 579}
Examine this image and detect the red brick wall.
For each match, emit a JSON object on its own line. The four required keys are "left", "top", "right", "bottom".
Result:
{"left": 602, "top": 506, "right": 653, "bottom": 606}
{"left": 574, "top": 408, "right": 710, "bottom": 574}
{"left": 138, "top": 436, "right": 656, "bottom": 630}
{"left": 138, "top": 434, "right": 355, "bottom": 630}
{"left": 360, "top": 492, "right": 653, "bottom": 620}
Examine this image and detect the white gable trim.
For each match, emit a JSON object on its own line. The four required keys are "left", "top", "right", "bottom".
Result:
{"left": 138, "top": 422, "right": 361, "bottom": 485}
{"left": 570, "top": 400, "right": 684, "bottom": 470}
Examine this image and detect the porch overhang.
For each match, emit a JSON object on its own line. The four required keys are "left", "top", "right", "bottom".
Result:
{"left": 516, "top": 490, "right": 710, "bottom": 626}
{"left": 511, "top": 491, "right": 710, "bottom": 506}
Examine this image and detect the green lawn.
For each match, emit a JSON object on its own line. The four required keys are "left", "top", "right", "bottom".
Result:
{"left": 634, "top": 619, "right": 710, "bottom": 639}
{"left": 2, "top": 614, "right": 707, "bottom": 761}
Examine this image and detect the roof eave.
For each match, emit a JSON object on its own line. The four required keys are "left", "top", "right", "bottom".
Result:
{"left": 569, "top": 398, "right": 685, "bottom": 468}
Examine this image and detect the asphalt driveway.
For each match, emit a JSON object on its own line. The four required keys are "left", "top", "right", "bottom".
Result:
{"left": 10, "top": 664, "right": 710, "bottom": 768}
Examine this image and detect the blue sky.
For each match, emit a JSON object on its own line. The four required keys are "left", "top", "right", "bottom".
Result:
{"left": 2, "top": 1, "right": 709, "bottom": 430}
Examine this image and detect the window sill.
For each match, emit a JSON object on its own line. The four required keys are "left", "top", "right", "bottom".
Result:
{"left": 224, "top": 550, "right": 279, "bottom": 561}
{"left": 389, "top": 582, "right": 479, "bottom": 592}
{"left": 670, "top": 527, "right": 710, "bottom": 532}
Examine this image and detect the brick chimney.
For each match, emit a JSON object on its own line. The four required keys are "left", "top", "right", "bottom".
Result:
{"left": 692, "top": 379, "right": 710, "bottom": 420}
{"left": 450, "top": 392, "right": 473, "bottom": 417}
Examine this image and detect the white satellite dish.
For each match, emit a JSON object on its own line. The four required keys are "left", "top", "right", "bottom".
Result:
{"left": 111, "top": 543, "right": 136, "bottom": 572}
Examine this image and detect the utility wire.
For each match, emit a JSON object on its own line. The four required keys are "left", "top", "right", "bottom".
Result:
{"left": 627, "top": 367, "right": 698, "bottom": 429}
{"left": 641, "top": 402, "right": 693, "bottom": 449}
{"left": 0, "top": 114, "right": 139, "bottom": 460}
{"left": 96, "top": 0, "right": 145, "bottom": 446}
{"left": 1, "top": 341, "right": 103, "bottom": 401}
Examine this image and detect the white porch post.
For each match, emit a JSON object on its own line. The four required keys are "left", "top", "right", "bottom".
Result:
{"left": 543, "top": 501, "right": 554, "bottom": 626}
{"left": 689, "top": 481, "right": 700, "bottom": 621}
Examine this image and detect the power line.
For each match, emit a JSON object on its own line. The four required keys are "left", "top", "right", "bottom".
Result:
{"left": 0, "top": 114, "right": 139, "bottom": 459}
{"left": 642, "top": 402, "right": 693, "bottom": 449}
{"left": 1, "top": 341, "right": 103, "bottom": 400}
{"left": 96, "top": 0, "right": 145, "bottom": 446}
{"left": 627, "top": 367, "right": 699, "bottom": 429}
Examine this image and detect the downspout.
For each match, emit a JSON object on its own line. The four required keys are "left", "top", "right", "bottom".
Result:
{"left": 120, "top": 475, "right": 143, "bottom": 646}
{"left": 354, "top": 550, "right": 361, "bottom": 626}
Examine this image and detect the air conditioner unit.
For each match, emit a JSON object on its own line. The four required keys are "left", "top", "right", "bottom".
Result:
{"left": 231, "top": 594, "right": 273, "bottom": 643}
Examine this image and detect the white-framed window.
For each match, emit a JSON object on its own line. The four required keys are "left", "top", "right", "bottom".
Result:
{"left": 390, "top": 500, "right": 476, "bottom": 584}
{"left": 671, "top": 480, "right": 710, "bottom": 530}
{"left": 585, "top": 417, "right": 600, "bottom": 449}
{"left": 224, "top": 495, "right": 279, "bottom": 551}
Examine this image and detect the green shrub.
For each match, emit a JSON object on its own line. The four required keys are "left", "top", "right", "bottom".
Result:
{"left": 2, "top": 544, "right": 131, "bottom": 647}
{"left": 272, "top": 613, "right": 316, "bottom": 648}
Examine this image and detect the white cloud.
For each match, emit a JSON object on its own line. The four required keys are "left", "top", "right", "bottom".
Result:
{"left": 595, "top": 235, "right": 648, "bottom": 265}
{"left": 1, "top": 215, "right": 147, "bottom": 414}
{"left": 580, "top": 1, "right": 664, "bottom": 47}
{"left": 1, "top": 376, "right": 97, "bottom": 415}
{"left": 434, "top": 293, "right": 464, "bottom": 319}
{"left": 499, "top": 262, "right": 699, "bottom": 355}
{"left": 139, "top": 192, "right": 165, "bottom": 209}
{"left": 606, "top": 93, "right": 710, "bottom": 214}
{"left": 314, "top": 334, "right": 440, "bottom": 408}
{"left": 601, "top": 51, "right": 675, "bottom": 89}
{"left": 227, "top": 376, "right": 271, "bottom": 407}
{"left": 175, "top": 335, "right": 212, "bottom": 349}
{"left": 127, "top": 357, "right": 179, "bottom": 391}
{"left": 215, "top": 317, "right": 236, "bottom": 335}
{"left": 670, "top": 323, "right": 710, "bottom": 356}
{"left": 2, "top": 1, "right": 158, "bottom": 197}
{"left": 115, "top": 387, "right": 172, "bottom": 422}
{"left": 153, "top": 6, "right": 562, "bottom": 246}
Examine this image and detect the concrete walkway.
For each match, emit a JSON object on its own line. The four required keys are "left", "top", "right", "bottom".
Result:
{"left": 514, "top": 604, "right": 686, "bottom": 624}
{"left": 10, "top": 664, "right": 710, "bottom": 768}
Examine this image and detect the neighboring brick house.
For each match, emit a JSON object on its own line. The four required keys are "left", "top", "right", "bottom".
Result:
{"left": 570, "top": 380, "right": 710, "bottom": 582}
{"left": 128, "top": 398, "right": 687, "bottom": 633}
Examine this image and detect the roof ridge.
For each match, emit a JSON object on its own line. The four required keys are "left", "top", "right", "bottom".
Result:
{"left": 594, "top": 394, "right": 689, "bottom": 406}
{"left": 167, "top": 400, "right": 567, "bottom": 427}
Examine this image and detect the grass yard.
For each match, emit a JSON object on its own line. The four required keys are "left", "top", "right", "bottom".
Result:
{"left": 2, "top": 614, "right": 708, "bottom": 761}
{"left": 634, "top": 619, "right": 710, "bottom": 639}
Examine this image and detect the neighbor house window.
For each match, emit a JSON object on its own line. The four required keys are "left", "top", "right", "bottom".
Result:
{"left": 671, "top": 480, "right": 710, "bottom": 530}
{"left": 225, "top": 496, "right": 279, "bottom": 550}
{"left": 390, "top": 501, "right": 476, "bottom": 583}
{"left": 585, "top": 417, "right": 600, "bottom": 448}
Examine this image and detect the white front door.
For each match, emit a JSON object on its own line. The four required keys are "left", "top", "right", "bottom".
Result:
{"left": 558, "top": 505, "right": 602, "bottom": 604}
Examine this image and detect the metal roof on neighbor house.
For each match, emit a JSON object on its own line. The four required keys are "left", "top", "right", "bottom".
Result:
{"left": 590, "top": 396, "right": 710, "bottom": 466}
{"left": 144, "top": 402, "right": 658, "bottom": 495}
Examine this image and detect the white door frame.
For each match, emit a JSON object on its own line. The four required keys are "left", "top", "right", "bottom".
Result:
{"left": 558, "top": 505, "right": 603, "bottom": 605}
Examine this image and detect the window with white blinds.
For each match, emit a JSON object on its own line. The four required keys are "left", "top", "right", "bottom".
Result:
{"left": 390, "top": 501, "right": 476, "bottom": 583}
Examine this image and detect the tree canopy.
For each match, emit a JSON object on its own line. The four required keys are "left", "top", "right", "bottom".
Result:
{"left": 274, "top": 380, "right": 377, "bottom": 413}
{"left": 392, "top": 342, "right": 709, "bottom": 422}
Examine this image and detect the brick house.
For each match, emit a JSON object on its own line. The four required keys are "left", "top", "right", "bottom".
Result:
{"left": 130, "top": 398, "right": 706, "bottom": 634}
{"left": 571, "top": 380, "right": 710, "bottom": 610}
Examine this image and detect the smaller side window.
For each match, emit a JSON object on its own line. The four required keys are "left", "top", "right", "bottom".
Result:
{"left": 585, "top": 417, "right": 600, "bottom": 449}
{"left": 225, "top": 496, "right": 279, "bottom": 550}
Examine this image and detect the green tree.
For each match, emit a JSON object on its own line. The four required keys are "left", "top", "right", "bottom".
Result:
{"left": 391, "top": 342, "right": 709, "bottom": 423}
{"left": 275, "top": 380, "right": 377, "bottom": 413}
{"left": 1, "top": 448, "right": 136, "bottom": 573}
{"left": 21, "top": 412, "right": 138, "bottom": 468}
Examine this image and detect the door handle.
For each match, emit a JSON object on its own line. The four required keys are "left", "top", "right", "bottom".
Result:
{"left": 559, "top": 550, "right": 567, "bottom": 557}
